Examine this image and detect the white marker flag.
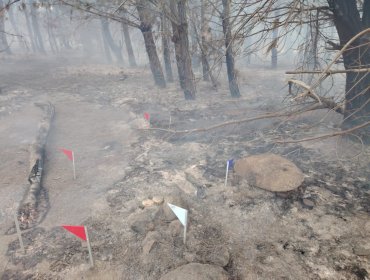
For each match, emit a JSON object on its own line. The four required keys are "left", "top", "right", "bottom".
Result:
{"left": 167, "top": 203, "right": 188, "bottom": 244}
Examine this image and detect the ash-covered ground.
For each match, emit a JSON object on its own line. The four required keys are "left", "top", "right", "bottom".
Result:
{"left": 0, "top": 54, "right": 369, "bottom": 280}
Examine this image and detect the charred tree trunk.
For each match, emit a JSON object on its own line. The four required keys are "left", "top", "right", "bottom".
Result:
{"left": 221, "top": 0, "right": 241, "bottom": 98}
{"left": 271, "top": 17, "right": 278, "bottom": 69}
{"left": 161, "top": 14, "right": 174, "bottom": 82}
{"left": 122, "top": 22, "right": 137, "bottom": 67}
{"left": 100, "top": 20, "right": 113, "bottom": 63}
{"left": 136, "top": 0, "right": 166, "bottom": 88}
{"left": 192, "top": 21, "right": 218, "bottom": 88}
{"left": 30, "top": 1, "right": 46, "bottom": 53}
{"left": 328, "top": 0, "right": 370, "bottom": 140}
{"left": 17, "top": 102, "right": 54, "bottom": 230}
{"left": 46, "top": 9, "right": 58, "bottom": 54}
{"left": 0, "top": 0, "right": 11, "bottom": 54}
{"left": 8, "top": 5, "right": 29, "bottom": 51}
{"left": 191, "top": 22, "right": 199, "bottom": 69}
{"left": 119, "top": 9, "right": 137, "bottom": 67}
{"left": 101, "top": 32, "right": 113, "bottom": 63}
{"left": 170, "top": 0, "right": 196, "bottom": 100}
{"left": 304, "top": 10, "right": 320, "bottom": 70}
{"left": 310, "top": 10, "right": 320, "bottom": 69}
{"left": 200, "top": 0, "right": 210, "bottom": 81}
{"left": 22, "top": 3, "right": 36, "bottom": 52}
{"left": 101, "top": 18, "right": 124, "bottom": 64}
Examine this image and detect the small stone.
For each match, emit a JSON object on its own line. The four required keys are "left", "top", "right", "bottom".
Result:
{"left": 162, "top": 194, "right": 187, "bottom": 221}
{"left": 142, "top": 232, "right": 160, "bottom": 255}
{"left": 353, "top": 245, "right": 370, "bottom": 256}
{"left": 198, "top": 245, "right": 230, "bottom": 267}
{"left": 153, "top": 196, "right": 164, "bottom": 205}
{"left": 169, "top": 220, "right": 182, "bottom": 237}
{"left": 143, "top": 239, "right": 157, "bottom": 255}
{"left": 142, "top": 199, "right": 154, "bottom": 207}
{"left": 129, "top": 209, "right": 156, "bottom": 235}
{"left": 302, "top": 198, "right": 315, "bottom": 209}
{"left": 184, "top": 252, "right": 196, "bottom": 262}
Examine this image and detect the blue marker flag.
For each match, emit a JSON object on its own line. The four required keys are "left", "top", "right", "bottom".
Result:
{"left": 227, "top": 159, "right": 234, "bottom": 169}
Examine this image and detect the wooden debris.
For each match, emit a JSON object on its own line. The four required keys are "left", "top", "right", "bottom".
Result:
{"left": 17, "top": 102, "right": 54, "bottom": 230}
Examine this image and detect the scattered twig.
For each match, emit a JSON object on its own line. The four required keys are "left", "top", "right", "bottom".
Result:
{"left": 276, "top": 121, "right": 370, "bottom": 144}
{"left": 138, "top": 107, "right": 320, "bottom": 134}
{"left": 287, "top": 79, "right": 344, "bottom": 114}
{"left": 286, "top": 68, "right": 370, "bottom": 74}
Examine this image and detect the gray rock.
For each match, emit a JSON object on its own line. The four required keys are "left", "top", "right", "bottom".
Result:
{"left": 353, "top": 244, "right": 370, "bottom": 256}
{"left": 161, "top": 194, "right": 187, "bottom": 221}
{"left": 197, "top": 245, "right": 230, "bottom": 267}
{"left": 142, "top": 231, "right": 161, "bottom": 255}
{"left": 128, "top": 208, "right": 156, "bottom": 235}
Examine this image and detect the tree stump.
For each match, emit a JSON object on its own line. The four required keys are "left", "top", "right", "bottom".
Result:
{"left": 234, "top": 153, "right": 304, "bottom": 192}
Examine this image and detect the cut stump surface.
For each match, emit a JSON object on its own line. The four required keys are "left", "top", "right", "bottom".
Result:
{"left": 234, "top": 153, "right": 304, "bottom": 192}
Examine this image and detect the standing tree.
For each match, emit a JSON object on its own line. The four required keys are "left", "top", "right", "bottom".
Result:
{"left": 30, "top": 0, "right": 46, "bottom": 53}
{"left": 100, "top": 17, "right": 124, "bottom": 64}
{"left": 200, "top": 0, "right": 210, "bottom": 81}
{"left": 221, "top": 0, "right": 241, "bottom": 98}
{"left": 136, "top": 0, "right": 166, "bottom": 88}
{"left": 328, "top": 0, "right": 370, "bottom": 137}
{"left": 0, "top": 0, "right": 11, "bottom": 54}
{"left": 271, "top": 17, "right": 278, "bottom": 69}
{"left": 119, "top": 8, "right": 137, "bottom": 67}
{"left": 169, "top": 0, "right": 197, "bottom": 100}
{"left": 161, "top": 13, "right": 174, "bottom": 82}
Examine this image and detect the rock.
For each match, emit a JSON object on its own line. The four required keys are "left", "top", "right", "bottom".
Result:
{"left": 197, "top": 245, "right": 230, "bottom": 267}
{"left": 169, "top": 220, "right": 182, "bottom": 237}
{"left": 234, "top": 153, "right": 304, "bottom": 192}
{"left": 160, "top": 263, "right": 229, "bottom": 280}
{"left": 302, "top": 198, "right": 315, "bottom": 209}
{"left": 162, "top": 171, "right": 197, "bottom": 195}
{"left": 153, "top": 196, "right": 164, "bottom": 205}
{"left": 128, "top": 208, "right": 156, "bottom": 235}
{"left": 353, "top": 244, "right": 370, "bottom": 256}
{"left": 161, "top": 195, "right": 187, "bottom": 221}
{"left": 142, "top": 199, "right": 155, "bottom": 207}
{"left": 207, "top": 246, "right": 230, "bottom": 267}
{"left": 142, "top": 231, "right": 161, "bottom": 255}
{"left": 184, "top": 252, "right": 196, "bottom": 262}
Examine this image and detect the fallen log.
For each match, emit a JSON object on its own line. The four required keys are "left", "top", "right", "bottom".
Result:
{"left": 17, "top": 102, "right": 54, "bottom": 230}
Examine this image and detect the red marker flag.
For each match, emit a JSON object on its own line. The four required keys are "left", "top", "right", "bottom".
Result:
{"left": 62, "top": 225, "right": 86, "bottom": 241}
{"left": 61, "top": 148, "right": 74, "bottom": 161}
{"left": 144, "top": 112, "right": 150, "bottom": 121}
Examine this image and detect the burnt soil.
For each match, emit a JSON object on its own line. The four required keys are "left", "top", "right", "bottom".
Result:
{"left": 0, "top": 54, "right": 369, "bottom": 280}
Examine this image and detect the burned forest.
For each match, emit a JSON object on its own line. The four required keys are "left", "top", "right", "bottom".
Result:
{"left": 0, "top": 0, "right": 369, "bottom": 279}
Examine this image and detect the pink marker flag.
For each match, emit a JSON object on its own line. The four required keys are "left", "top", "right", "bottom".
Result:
{"left": 60, "top": 148, "right": 76, "bottom": 179}
{"left": 62, "top": 225, "right": 94, "bottom": 267}
{"left": 62, "top": 225, "right": 86, "bottom": 241}
{"left": 144, "top": 112, "right": 150, "bottom": 121}
{"left": 61, "top": 148, "right": 73, "bottom": 161}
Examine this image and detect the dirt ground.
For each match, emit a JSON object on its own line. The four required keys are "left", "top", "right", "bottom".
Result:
{"left": 0, "top": 53, "right": 369, "bottom": 280}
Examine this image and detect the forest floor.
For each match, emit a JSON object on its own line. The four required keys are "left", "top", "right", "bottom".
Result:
{"left": 0, "top": 53, "right": 369, "bottom": 280}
